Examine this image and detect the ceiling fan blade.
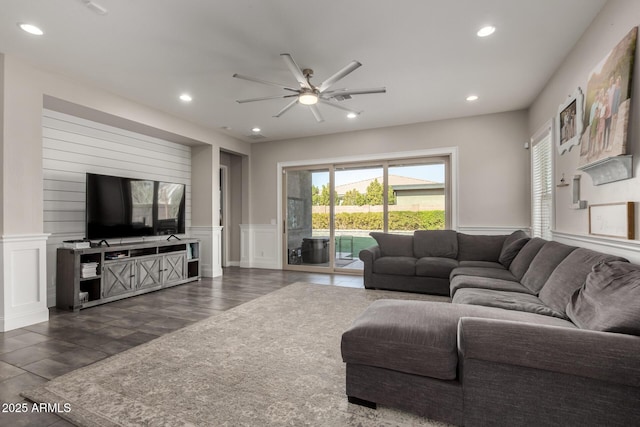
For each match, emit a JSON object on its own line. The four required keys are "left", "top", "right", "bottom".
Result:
{"left": 233, "top": 73, "right": 298, "bottom": 92}
{"left": 280, "top": 53, "right": 311, "bottom": 89}
{"left": 273, "top": 99, "right": 299, "bottom": 118}
{"left": 236, "top": 94, "right": 297, "bottom": 104}
{"left": 309, "top": 105, "right": 324, "bottom": 123}
{"left": 323, "top": 87, "right": 386, "bottom": 100}
{"left": 319, "top": 99, "right": 361, "bottom": 114}
{"left": 318, "top": 60, "right": 362, "bottom": 92}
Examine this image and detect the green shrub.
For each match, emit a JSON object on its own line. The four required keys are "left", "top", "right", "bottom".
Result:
{"left": 312, "top": 211, "right": 445, "bottom": 230}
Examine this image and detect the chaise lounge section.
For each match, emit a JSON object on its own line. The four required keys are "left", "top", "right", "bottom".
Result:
{"left": 343, "top": 231, "right": 640, "bottom": 425}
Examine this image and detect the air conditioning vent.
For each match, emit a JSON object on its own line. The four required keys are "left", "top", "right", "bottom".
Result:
{"left": 246, "top": 133, "right": 266, "bottom": 140}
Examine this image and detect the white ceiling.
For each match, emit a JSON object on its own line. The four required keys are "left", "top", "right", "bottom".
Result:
{"left": 0, "top": 0, "right": 606, "bottom": 143}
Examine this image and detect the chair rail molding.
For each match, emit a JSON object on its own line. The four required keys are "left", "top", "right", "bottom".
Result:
{"left": 0, "top": 234, "right": 50, "bottom": 331}
{"left": 553, "top": 230, "right": 640, "bottom": 264}
{"left": 458, "top": 226, "right": 531, "bottom": 235}
{"left": 189, "top": 226, "right": 223, "bottom": 277}
{"left": 240, "top": 224, "right": 279, "bottom": 269}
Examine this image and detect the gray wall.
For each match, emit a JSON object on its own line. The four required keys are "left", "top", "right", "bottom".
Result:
{"left": 528, "top": 0, "right": 640, "bottom": 236}
{"left": 249, "top": 110, "right": 531, "bottom": 230}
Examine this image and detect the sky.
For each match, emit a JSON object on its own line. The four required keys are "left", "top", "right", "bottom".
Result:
{"left": 311, "top": 164, "right": 445, "bottom": 187}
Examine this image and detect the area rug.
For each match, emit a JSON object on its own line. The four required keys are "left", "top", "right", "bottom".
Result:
{"left": 23, "top": 282, "right": 451, "bottom": 426}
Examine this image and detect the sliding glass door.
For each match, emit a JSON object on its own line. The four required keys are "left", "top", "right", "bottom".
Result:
{"left": 334, "top": 165, "right": 384, "bottom": 270}
{"left": 283, "top": 156, "right": 449, "bottom": 273}
{"left": 285, "top": 167, "right": 331, "bottom": 270}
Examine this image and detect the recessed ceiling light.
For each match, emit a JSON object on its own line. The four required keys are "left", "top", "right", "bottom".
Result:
{"left": 252, "top": 127, "right": 261, "bottom": 133}
{"left": 466, "top": 95, "right": 479, "bottom": 102}
{"left": 347, "top": 112, "right": 358, "bottom": 119}
{"left": 477, "top": 25, "right": 496, "bottom": 37}
{"left": 18, "top": 23, "right": 44, "bottom": 36}
{"left": 179, "top": 93, "right": 192, "bottom": 102}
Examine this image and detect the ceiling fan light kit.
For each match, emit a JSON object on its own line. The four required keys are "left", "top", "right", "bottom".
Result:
{"left": 233, "top": 53, "right": 385, "bottom": 122}
{"left": 298, "top": 89, "right": 319, "bottom": 105}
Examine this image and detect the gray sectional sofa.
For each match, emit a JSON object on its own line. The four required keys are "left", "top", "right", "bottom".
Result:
{"left": 342, "top": 230, "right": 640, "bottom": 426}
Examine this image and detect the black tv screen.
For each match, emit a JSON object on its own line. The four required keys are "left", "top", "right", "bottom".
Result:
{"left": 86, "top": 173, "right": 185, "bottom": 240}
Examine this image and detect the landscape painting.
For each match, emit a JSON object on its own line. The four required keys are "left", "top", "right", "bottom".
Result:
{"left": 580, "top": 27, "right": 637, "bottom": 166}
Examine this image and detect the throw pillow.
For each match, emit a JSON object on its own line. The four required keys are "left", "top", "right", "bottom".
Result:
{"left": 370, "top": 232, "right": 414, "bottom": 258}
{"left": 566, "top": 261, "right": 640, "bottom": 335}
{"left": 498, "top": 237, "right": 530, "bottom": 268}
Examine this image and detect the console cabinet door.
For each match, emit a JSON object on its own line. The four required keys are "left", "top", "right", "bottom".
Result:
{"left": 137, "top": 257, "right": 162, "bottom": 290}
{"left": 103, "top": 260, "right": 136, "bottom": 298}
{"left": 163, "top": 253, "right": 186, "bottom": 283}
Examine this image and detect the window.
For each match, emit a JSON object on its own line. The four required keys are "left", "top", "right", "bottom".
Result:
{"left": 531, "top": 122, "right": 553, "bottom": 239}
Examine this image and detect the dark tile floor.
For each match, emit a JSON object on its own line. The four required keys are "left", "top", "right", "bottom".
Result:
{"left": 0, "top": 267, "right": 363, "bottom": 426}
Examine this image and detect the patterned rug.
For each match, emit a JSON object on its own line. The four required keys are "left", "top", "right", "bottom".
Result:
{"left": 23, "top": 282, "right": 450, "bottom": 426}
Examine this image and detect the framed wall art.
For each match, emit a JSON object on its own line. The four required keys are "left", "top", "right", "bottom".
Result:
{"left": 556, "top": 87, "right": 584, "bottom": 155}
{"left": 588, "top": 201, "right": 635, "bottom": 239}
{"left": 580, "top": 27, "right": 637, "bottom": 166}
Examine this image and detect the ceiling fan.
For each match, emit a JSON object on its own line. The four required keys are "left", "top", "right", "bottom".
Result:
{"left": 233, "top": 53, "right": 386, "bottom": 122}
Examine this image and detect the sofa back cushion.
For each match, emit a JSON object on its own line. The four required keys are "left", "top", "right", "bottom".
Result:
{"left": 566, "top": 261, "right": 640, "bottom": 335}
{"left": 499, "top": 237, "right": 530, "bottom": 269}
{"left": 413, "top": 230, "right": 458, "bottom": 259}
{"left": 457, "top": 233, "right": 505, "bottom": 262}
{"left": 508, "top": 237, "right": 547, "bottom": 280}
{"left": 520, "top": 241, "right": 576, "bottom": 294}
{"left": 370, "top": 232, "right": 414, "bottom": 257}
{"left": 538, "top": 248, "right": 627, "bottom": 314}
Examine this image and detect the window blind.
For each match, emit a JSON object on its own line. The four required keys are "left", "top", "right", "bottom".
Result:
{"left": 531, "top": 127, "right": 553, "bottom": 240}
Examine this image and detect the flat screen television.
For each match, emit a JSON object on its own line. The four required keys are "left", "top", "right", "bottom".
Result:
{"left": 86, "top": 173, "right": 186, "bottom": 240}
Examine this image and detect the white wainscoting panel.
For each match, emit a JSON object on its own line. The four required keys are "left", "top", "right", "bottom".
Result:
{"left": 240, "top": 224, "right": 279, "bottom": 269}
{"left": 42, "top": 109, "right": 192, "bottom": 307}
{"left": 553, "top": 231, "right": 640, "bottom": 264}
{"left": 458, "top": 226, "right": 531, "bottom": 235}
{"left": 189, "top": 226, "right": 223, "bottom": 277}
{"left": 0, "top": 234, "right": 50, "bottom": 332}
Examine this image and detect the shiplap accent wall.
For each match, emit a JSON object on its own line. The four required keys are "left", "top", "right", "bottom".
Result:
{"left": 42, "top": 109, "right": 192, "bottom": 307}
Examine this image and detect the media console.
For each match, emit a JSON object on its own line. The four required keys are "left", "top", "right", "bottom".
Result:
{"left": 56, "top": 239, "right": 200, "bottom": 311}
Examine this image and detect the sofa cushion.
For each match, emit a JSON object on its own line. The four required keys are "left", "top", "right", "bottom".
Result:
{"left": 458, "top": 260, "right": 505, "bottom": 269}
{"left": 566, "top": 261, "right": 640, "bottom": 335}
{"left": 370, "top": 232, "right": 414, "bottom": 258}
{"left": 508, "top": 237, "right": 547, "bottom": 280}
{"left": 539, "top": 248, "right": 628, "bottom": 315}
{"left": 520, "top": 241, "right": 576, "bottom": 294}
{"left": 452, "top": 288, "right": 568, "bottom": 319}
{"left": 373, "top": 256, "right": 416, "bottom": 276}
{"left": 413, "top": 230, "right": 458, "bottom": 259}
{"left": 416, "top": 257, "right": 459, "bottom": 278}
{"left": 502, "top": 229, "right": 529, "bottom": 249}
{"left": 450, "top": 266, "right": 516, "bottom": 282}
{"left": 341, "top": 300, "right": 575, "bottom": 381}
{"left": 457, "top": 233, "right": 506, "bottom": 262}
{"left": 499, "top": 237, "right": 530, "bottom": 269}
{"left": 450, "top": 275, "right": 533, "bottom": 298}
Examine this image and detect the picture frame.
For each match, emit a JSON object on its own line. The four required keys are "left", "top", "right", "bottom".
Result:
{"left": 588, "top": 201, "right": 635, "bottom": 239}
{"left": 555, "top": 87, "right": 584, "bottom": 155}
{"left": 580, "top": 27, "right": 637, "bottom": 166}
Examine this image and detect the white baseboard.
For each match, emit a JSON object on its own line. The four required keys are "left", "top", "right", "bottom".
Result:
{"left": 0, "top": 234, "right": 50, "bottom": 331}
